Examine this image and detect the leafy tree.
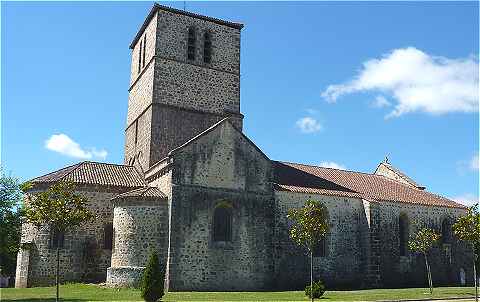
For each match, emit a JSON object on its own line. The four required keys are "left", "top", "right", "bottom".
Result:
{"left": 453, "top": 204, "right": 480, "bottom": 302}
{"left": 24, "top": 181, "right": 94, "bottom": 302}
{"left": 141, "top": 251, "right": 164, "bottom": 302}
{"left": 0, "top": 172, "right": 28, "bottom": 280}
{"left": 408, "top": 227, "right": 440, "bottom": 294}
{"left": 287, "top": 200, "right": 329, "bottom": 302}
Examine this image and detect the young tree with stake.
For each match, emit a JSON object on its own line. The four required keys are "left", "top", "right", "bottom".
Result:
{"left": 24, "top": 181, "right": 94, "bottom": 302}
{"left": 453, "top": 204, "right": 480, "bottom": 302}
{"left": 408, "top": 227, "right": 440, "bottom": 294}
{"left": 287, "top": 200, "right": 329, "bottom": 302}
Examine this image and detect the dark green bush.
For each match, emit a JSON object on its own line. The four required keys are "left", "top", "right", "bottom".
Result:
{"left": 140, "top": 251, "right": 164, "bottom": 302}
{"left": 305, "top": 280, "right": 326, "bottom": 299}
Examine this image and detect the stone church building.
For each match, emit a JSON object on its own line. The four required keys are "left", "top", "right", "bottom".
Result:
{"left": 16, "top": 3, "right": 474, "bottom": 291}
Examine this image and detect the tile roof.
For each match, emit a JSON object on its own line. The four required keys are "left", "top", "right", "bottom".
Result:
{"left": 30, "top": 161, "right": 146, "bottom": 188}
{"left": 112, "top": 186, "right": 167, "bottom": 200}
{"left": 273, "top": 161, "right": 465, "bottom": 209}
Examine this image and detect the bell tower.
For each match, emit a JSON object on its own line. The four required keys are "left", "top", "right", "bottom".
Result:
{"left": 124, "top": 4, "right": 244, "bottom": 173}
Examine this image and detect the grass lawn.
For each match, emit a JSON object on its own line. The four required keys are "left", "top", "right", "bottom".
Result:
{"left": 0, "top": 283, "right": 475, "bottom": 302}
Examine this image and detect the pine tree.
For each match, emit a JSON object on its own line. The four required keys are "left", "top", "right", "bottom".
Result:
{"left": 141, "top": 251, "right": 164, "bottom": 302}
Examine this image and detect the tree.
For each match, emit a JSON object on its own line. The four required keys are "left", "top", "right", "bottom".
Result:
{"left": 408, "top": 227, "right": 440, "bottom": 294}
{"left": 453, "top": 204, "right": 480, "bottom": 302}
{"left": 287, "top": 200, "right": 329, "bottom": 302}
{"left": 24, "top": 181, "right": 94, "bottom": 302}
{"left": 141, "top": 251, "right": 164, "bottom": 302}
{"left": 0, "top": 172, "right": 28, "bottom": 281}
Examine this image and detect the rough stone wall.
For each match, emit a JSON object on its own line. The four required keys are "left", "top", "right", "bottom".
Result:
{"left": 125, "top": 8, "right": 242, "bottom": 172}
{"left": 171, "top": 121, "right": 270, "bottom": 192}
{"left": 274, "top": 191, "right": 369, "bottom": 290}
{"left": 110, "top": 200, "right": 169, "bottom": 268}
{"left": 130, "top": 12, "right": 158, "bottom": 87}
{"left": 15, "top": 185, "right": 128, "bottom": 287}
{"left": 376, "top": 202, "right": 472, "bottom": 288}
{"left": 155, "top": 9, "right": 240, "bottom": 75}
{"left": 375, "top": 164, "right": 416, "bottom": 188}
{"left": 165, "top": 120, "right": 274, "bottom": 291}
{"left": 124, "top": 106, "right": 153, "bottom": 173}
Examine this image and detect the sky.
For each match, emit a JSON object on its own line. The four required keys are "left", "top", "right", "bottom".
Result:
{"left": 2, "top": 1, "right": 479, "bottom": 206}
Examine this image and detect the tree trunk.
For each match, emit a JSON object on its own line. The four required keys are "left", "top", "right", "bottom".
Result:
{"left": 310, "top": 250, "right": 314, "bottom": 302}
{"left": 474, "top": 252, "right": 478, "bottom": 302}
{"left": 424, "top": 253, "right": 433, "bottom": 294}
{"left": 56, "top": 246, "right": 59, "bottom": 302}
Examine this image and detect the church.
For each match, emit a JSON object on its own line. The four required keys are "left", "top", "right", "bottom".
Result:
{"left": 16, "top": 3, "right": 473, "bottom": 291}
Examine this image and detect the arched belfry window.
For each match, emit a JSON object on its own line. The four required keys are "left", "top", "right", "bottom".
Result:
{"left": 203, "top": 32, "right": 212, "bottom": 64}
{"left": 399, "top": 214, "right": 409, "bottom": 256}
{"left": 213, "top": 203, "right": 232, "bottom": 242}
{"left": 442, "top": 218, "right": 452, "bottom": 244}
{"left": 187, "top": 27, "right": 196, "bottom": 61}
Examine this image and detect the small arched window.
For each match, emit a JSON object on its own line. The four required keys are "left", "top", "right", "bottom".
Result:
{"left": 104, "top": 223, "right": 113, "bottom": 250}
{"left": 399, "top": 214, "right": 409, "bottom": 256}
{"left": 213, "top": 205, "right": 232, "bottom": 242}
{"left": 203, "top": 32, "right": 212, "bottom": 64}
{"left": 442, "top": 219, "right": 452, "bottom": 244}
{"left": 187, "top": 27, "right": 196, "bottom": 61}
{"left": 51, "top": 228, "right": 65, "bottom": 249}
{"left": 313, "top": 237, "right": 326, "bottom": 258}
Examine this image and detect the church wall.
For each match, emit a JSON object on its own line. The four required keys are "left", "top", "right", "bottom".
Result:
{"left": 130, "top": 12, "right": 158, "bottom": 87}
{"left": 171, "top": 121, "right": 270, "bottom": 193}
{"left": 124, "top": 106, "right": 153, "bottom": 172}
{"left": 167, "top": 185, "right": 275, "bottom": 291}
{"left": 148, "top": 104, "right": 226, "bottom": 167}
{"left": 374, "top": 165, "right": 415, "bottom": 188}
{"left": 155, "top": 9, "right": 241, "bottom": 75}
{"left": 15, "top": 185, "right": 127, "bottom": 287}
{"left": 273, "top": 191, "right": 368, "bottom": 290}
{"left": 152, "top": 58, "right": 240, "bottom": 115}
{"left": 375, "top": 201, "right": 472, "bottom": 288}
{"left": 165, "top": 121, "right": 274, "bottom": 291}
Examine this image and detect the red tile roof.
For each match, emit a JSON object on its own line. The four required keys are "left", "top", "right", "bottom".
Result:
{"left": 112, "top": 186, "right": 167, "bottom": 200}
{"left": 274, "top": 161, "right": 465, "bottom": 209}
{"left": 30, "top": 161, "right": 146, "bottom": 188}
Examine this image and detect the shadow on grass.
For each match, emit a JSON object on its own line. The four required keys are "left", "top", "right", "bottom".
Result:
{"left": 1, "top": 299, "right": 86, "bottom": 302}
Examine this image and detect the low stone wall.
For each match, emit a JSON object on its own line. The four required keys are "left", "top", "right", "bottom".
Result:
{"left": 106, "top": 266, "right": 145, "bottom": 288}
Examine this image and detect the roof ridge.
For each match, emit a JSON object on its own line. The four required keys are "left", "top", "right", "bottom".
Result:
{"left": 29, "top": 161, "right": 83, "bottom": 183}
{"left": 83, "top": 161, "right": 133, "bottom": 168}
{"left": 276, "top": 160, "right": 381, "bottom": 177}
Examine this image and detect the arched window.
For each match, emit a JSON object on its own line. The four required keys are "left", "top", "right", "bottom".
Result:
{"left": 313, "top": 237, "right": 326, "bottom": 257}
{"left": 187, "top": 27, "right": 196, "bottom": 61}
{"left": 51, "top": 228, "right": 65, "bottom": 249}
{"left": 104, "top": 223, "right": 113, "bottom": 250}
{"left": 213, "top": 205, "right": 232, "bottom": 242}
{"left": 442, "top": 219, "right": 451, "bottom": 244}
{"left": 203, "top": 32, "right": 212, "bottom": 64}
{"left": 399, "top": 214, "right": 409, "bottom": 256}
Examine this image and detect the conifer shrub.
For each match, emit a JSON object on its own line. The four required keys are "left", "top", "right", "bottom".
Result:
{"left": 305, "top": 280, "right": 326, "bottom": 299}
{"left": 140, "top": 251, "right": 164, "bottom": 302}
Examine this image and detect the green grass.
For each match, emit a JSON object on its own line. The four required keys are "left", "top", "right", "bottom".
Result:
{"left": 0, "top": 283, "right": 476, "bottom": 302}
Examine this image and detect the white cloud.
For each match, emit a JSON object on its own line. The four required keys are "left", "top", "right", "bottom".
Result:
{"left": 45, "top": 134, "right": 108, "bottom": 160}
{"left": 321, "top": 47, "right": 479, "bottom": 118}
{"left": 319, "top": 161, "right": 346, "bottom": 170}
{"left": 296, "top": 117, "right": 322, "bottom": 133}
{"left": 370, "top": 95, "right": 391, "bottom": 108}
{"left": 470, "top": 153, "right": 479, "bottom": 171}
{"left": 452, "top": 193, "right": 479, "bottom": 207}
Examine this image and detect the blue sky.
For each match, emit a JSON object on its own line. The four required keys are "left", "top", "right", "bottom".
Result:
{"left": 2, "top": 2, "right": 478, "bottom": 205}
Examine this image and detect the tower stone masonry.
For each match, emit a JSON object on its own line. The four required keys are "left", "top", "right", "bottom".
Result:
{"left": 124, "top": 4, "right": 244, "bottom": 174}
